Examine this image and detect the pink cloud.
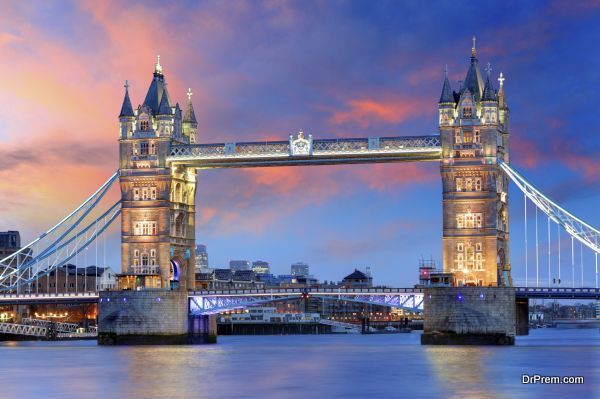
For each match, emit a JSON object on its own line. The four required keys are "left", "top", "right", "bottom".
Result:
{"left": 330, "top": 97, "right": 432, "bottom": 128}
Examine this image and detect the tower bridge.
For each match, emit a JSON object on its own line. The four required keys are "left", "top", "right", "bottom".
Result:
{"left": 0, "top": 41, "right": 598, "bottom": 345}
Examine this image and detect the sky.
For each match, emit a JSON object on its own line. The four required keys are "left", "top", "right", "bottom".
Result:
{"left": 0, "top": 0, "right": 599, "bottom": 287}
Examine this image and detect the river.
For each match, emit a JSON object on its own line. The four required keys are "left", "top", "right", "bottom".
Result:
{"left": 0, "top": 329, "right": 598, "bottom": 399}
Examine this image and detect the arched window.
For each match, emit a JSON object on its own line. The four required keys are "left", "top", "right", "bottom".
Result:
{"left": 141, "top": 253, "right": 149, "bottom": 266}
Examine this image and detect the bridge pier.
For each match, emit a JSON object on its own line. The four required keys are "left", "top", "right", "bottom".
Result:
{"left": 515, "top": 297, "right": 529, "bottom": 336}
{"left": 421, "top": 287, "right": 516, "bottom": 345}
{"left": 98, "top": 291, "right": 216, "bottom": 345}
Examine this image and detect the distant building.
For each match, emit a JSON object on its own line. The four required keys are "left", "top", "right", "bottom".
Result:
{"left": 0, "top": 231, "right": 22, "bottom": 259}
{"left": 32, "top": 265, "right": 117, "bottom": 293}
{"left": 195, "top": 244, "right": 210, "bottom": 273}
{"left": 229, "top": 260, "right": 251, "bottom": 271}
{"left": 195, "top": 268, "right": 264, "bottom": 290}
{"left": 252, "top": 260, "right": 270, "bottom": 274}
{"left": 291, "top": 262, "right": 309, "bottom": 277}
{"left": 341, "top": 269, "right": 373, "bottom": 288}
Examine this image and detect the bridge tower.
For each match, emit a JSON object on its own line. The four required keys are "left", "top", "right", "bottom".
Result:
{"left": 117, "top": 57, "right": 197, "bottom": 291}
{"left": 438, "top": 39, "right": 511, "bottom": 286}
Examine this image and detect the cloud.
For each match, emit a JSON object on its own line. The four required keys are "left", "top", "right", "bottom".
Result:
{"left": 330, "top": 97, "right": 432, "bottom": 128}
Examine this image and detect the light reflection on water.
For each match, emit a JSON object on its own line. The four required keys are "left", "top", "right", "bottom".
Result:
{"left": 0, "top": 329, "right": 597, "bottom": 399}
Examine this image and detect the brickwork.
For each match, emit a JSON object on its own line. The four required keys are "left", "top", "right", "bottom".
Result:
{"left": 422, "top": 287, "right": 516, "bottom": 345}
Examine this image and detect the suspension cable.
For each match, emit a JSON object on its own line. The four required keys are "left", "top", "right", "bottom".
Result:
{"left": 524, "top": 194, "right": 528, "bottom": 288}
{"left": 580, "top": 241, "right": 583, "bottom": 288}
{"left": 547, "top": 217, "right": 551, "bottom": 287}
{"left": 571, "top": 236, "right": 575, "bottom": 288}
{"left": 557, "top": 222, "right": 561, "bottom": 287}
{"left": 535, "top": 206, "right": 539, "bottom": 287}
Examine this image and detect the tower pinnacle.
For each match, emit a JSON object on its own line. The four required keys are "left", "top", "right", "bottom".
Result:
{"left": 471, "top": 36, "right": 477, "bottom": 58}
{"left": 155, "top": 54, "right": 163, "bottom": 75}
{"left": 187, "top": 88, "right": 193, "bottom": 101}
{"left": 498, "top": 72, "right": 505, "bottom": 88}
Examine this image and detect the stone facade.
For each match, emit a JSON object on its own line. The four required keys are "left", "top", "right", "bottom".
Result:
{"left": 98, "top": 290, "right": 216, "bottom": 345}
{"left": 117, "top": 57, "right": 198, "bottom": 291}
{"left": 422, "top": 286, "right": 516, "bottom": 345}
{"left": 438, "top": 42, "right": 511, "bottom": 287}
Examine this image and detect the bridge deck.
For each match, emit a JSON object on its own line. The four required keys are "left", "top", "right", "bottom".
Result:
{"left": 168, "top": 135, "right": 441, "bottom": 168}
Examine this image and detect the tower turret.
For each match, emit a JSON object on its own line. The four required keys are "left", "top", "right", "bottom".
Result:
{"left": 438, "top": 65, "right": 455, "bottom": 127}
{"left": 481, "top": 63, "right": 499, "bottom": 125}
{"left": 183, "top": 88, "right": 198, "bottom": 143}
{"left": 157, "top": 84, "right": 174, "bottom": 137}
{"left": 462, "top": 36, "right": 484, "bottom": 103}
{"left": 119, "top": 80, "right": 135, "bottom": 139}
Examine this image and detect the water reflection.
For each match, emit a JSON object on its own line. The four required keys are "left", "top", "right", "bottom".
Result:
{"left": 425, "top": 346, "right": 497, "bottom": 399}
{"left": 0, "top": 330, "right": 597, "bottom": 399}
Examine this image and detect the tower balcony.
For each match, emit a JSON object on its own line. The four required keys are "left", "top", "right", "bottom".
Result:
{"left": 129, "top": 265, "right": 161, "bottom": 275}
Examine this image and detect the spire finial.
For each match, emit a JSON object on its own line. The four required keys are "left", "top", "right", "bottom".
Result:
{"left": 471, "top": 36, "right": 477, "bottom": 57}
{"left": 187, "top": 88, "right": 193, "bottom": 101}
{"left": 124, "top": 80, "right": 129, "bottom": 91}
{"left": 485, "top": 62, "right": 492, "bottom": 77}
{"left": 444, "top": 64, "right": 448, "bottom": 78}
{"left": 498, "top": 72, "right": 505, "bottom": 88}
{"left": 155, "top": 54, "right": 163, "bottom": 74}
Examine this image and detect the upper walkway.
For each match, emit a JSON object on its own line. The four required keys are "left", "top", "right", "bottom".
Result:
{"left": 167, "top": 135, "right": 441, "bottom": 168}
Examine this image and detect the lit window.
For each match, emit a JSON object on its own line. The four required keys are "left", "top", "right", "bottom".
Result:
{"left": 475, "top": 243, "right": 482, "bottom": 252}
{"left": 463, "top": 130, "right": 473, "bottom": 144}
{"left": 150, "top": 142, "right": 156, "bottom": 155}
{"left": 465, "top": 178, "right": 473, "bottom": 191}
{"left": 456, "top": 178, "right": 463, "bottom": 192}
{"left": 457, "top": 243, "right": 464, "bottom": 252}
{"left": 133, "top": 188, "right": 140, "bottom": 201}
{"left": 474, "top": 131, "right": 480, "bottom": 143}
{"left": 463, "top": 107, "right": 472, "bottom": 118}
{"left": 141, "top": 254, "right": 149, "bottom": 266}
{"left": 455, "top": 131, "right": 461, "bottom": 144}
{"left": 140, "top": 120, "right": 149, "bottom": 131}
{"left": 150, "top": 249, "right": 156, "bottom": 257}
{"left": 151, "top": 187, "right": 157, "bottom": 200}
{"left": 133, "top": 221, "right": 158, "bottom": 236}
{"left": 456, "top": 215, "right": 464, "bottom": 229}
{"left": 140, "top": 142, "right": 149, "bottom": 155}
{"left": 133, "top": 250, "right": 139, "bottom": 257}
{"left": 476, "top": 214, "right": 482, "bottom": 228}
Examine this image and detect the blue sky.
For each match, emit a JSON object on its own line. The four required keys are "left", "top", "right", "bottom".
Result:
{"left": 0, "top": 0, "right": 598, "bottom": 286}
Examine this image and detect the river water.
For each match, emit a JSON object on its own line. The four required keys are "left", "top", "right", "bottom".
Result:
{"left": 0, "top": 329, "right": 598, "bottom": 399}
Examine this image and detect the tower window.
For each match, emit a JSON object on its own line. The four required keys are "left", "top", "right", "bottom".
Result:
{"left": 474, "top": 130, "right": 480, "bottom": 143}
{"left": 140, "top": 120, "right": 149, "bottom": 131}
{"left": 140, "top": 142, "right": 149, "bottom": 155}
{"left": 463, "top": 107, "right": 473, "bottom": 118}
{"left": 456, "top": 178, "right": 463, "bottom": 192}
{"left": 475, "top": 178, "right": 482, "bottom": 191}
{"left": 133, "top": 221, "right": 158, "bottom": 236}
{"left": 455, "top": 131, "right": 461, "bottom": 144}
{"left": 133, "top": 188, "right": 140, "bottom": 201}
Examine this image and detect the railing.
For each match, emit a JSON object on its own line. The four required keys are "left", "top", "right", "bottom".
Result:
{"left": 0, "top": 322, "right": 47, "bottom": 337}
{"left": 169, "top": 135, "right": 441, "bottom": 160}
{"left": 129, "top": 265, "right": 161, "bottom": 275}
{"left": 22, "top": 318, "right": 78, "bottom": 333}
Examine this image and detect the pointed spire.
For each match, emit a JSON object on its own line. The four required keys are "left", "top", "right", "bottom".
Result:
{"left": 183, "top": 88, "right": 197, "bottom": 124}
{"left": 155, "top": 54, "right": 163, "bottom": 76}
{"left": 498, "top": 72, "right": 507, "bottom": 108}
{"left": 439, "top": 65, "right": 454, "bottom": 104}
{"left": 482, "top": 62, "right": 496, "bottom": 102}
{"left": 462, "top": 37, "right": 484, "bottom": 102}
{"left": 119, "top": 80, "right": 134, "bottom": 117}
{"left": 157, "top": 83, "right": 172, "bottom": 115}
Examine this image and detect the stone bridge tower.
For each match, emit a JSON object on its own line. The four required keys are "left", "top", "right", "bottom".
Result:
{"left": 117, "top": 57, "right": 198, "bottom": 291}
{"left": 438, "top": 39, "right": 511, "bottom": 286}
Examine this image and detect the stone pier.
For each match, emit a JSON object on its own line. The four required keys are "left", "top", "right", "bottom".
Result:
{"left": 421, "top": 287, "right": 516, "bottom": 345}
{"left": 98, "top": 290, "right": 216, "bottom": 345}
